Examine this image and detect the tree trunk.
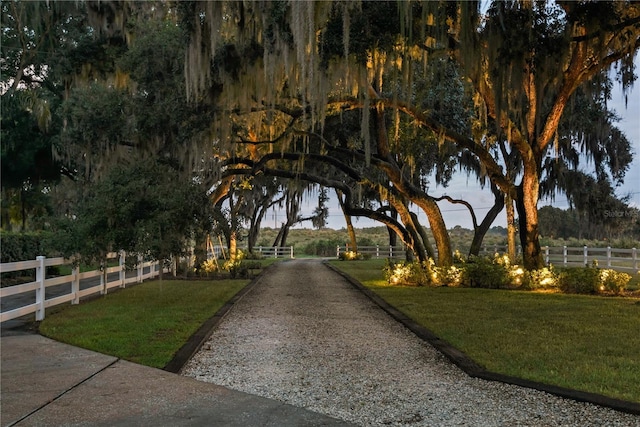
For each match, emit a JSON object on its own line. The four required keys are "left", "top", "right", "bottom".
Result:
{"left": 414, "top": 196, "right": 452, "bottom": 266}
{"left": 516, "top": 169, "right": 544, "bottom": 270}
{"left": 272, "top": 224, "right": 284, "bottom": 247}
{"left": 1, "top": 191, "right": 11, "bottom": 231}
{"left": 388, "top": 195, "right": 427, "bottom": 262}
{"left": 336, "top": 189, "right": 358, "bottom": 252}
{"left": 410, "top": 212, "right": 435, "bottom": 260}
{"left": 372, "top": 105, "right": 451, "bottom": 266}
{"left": 506, "top": 193, "right": 517, "bottom": 263}
{"left": 387, "top": 209, "right": 398, "bottom": 246}
{"left": 248, "top": 221, "right": 259, "bottom": 253}
{"left": 469, "top": 184, "right": 504, "bottom": 256}
{"left": 247, "top": 204, "right": 268, "bottom": 253}
{"left": 229, "top": 230, "right": 238, "bottom": 263}
{"left": 20, "top": 188, "right": 26, "bottom": 231}
{"left": 280, "top": 225, "right": 290, "bottom": 248}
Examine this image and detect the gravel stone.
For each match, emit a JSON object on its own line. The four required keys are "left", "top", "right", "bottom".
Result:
{"left": 182, "top": 259, "right": 639, "bottom": 427}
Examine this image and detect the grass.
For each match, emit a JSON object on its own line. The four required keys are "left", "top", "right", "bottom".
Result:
{"left": 39, "top": 279, "right": 249, "bottom": 368}
{"left": 329, "top": 259, "right": 640, "bottom": 403}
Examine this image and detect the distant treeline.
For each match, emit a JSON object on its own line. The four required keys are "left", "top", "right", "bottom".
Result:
{"left": 538, "top": 206, "right": 640, "bottom": 242}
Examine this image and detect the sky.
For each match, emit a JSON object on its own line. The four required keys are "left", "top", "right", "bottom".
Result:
{"left": 267, "top": 72, "right": 640, "bottom": 232}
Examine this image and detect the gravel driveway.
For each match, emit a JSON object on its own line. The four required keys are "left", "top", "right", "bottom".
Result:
{"left": 183, "top": 259, "right": 639, "bottom": 426}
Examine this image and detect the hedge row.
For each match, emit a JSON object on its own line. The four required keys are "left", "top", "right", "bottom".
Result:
{"left": 382, "top": 254, "right": 633, "bottom": 295}
{"left": 0, "top": 231, "right": 58, "bottom": 263}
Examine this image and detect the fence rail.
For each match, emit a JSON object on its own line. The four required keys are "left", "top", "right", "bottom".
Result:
{"left": 0, "top": 252, "right": 163, "bottom": 323}
{"left": 1, "top": 246, "right": 295, "bottom": 324}
{"left": 336, "top": 245, "right": 408, "bottom": 259}
{"left": 336, "top": 245, "right": 638, "bottom": 273}
{"left": 209, "top": 245, "right": 294, "bottom": 259}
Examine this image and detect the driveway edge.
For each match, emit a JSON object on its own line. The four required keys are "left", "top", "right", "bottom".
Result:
{"left": 163, "top": 262, "right": 278, "bottom": 374}
{"left": 324, "top": 261, "right": 640, "bottom": 416}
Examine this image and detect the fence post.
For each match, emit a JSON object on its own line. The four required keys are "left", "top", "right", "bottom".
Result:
{"left": 544, "top": 246, "right": 549, "bottom": 265}
{"left": 563, "top": 246, "right": 567, "bottom": 266}
{"left": 72, "top": 264, "right": 80, "bottom": 304}
{"left": 633, "top": 248, "right": 638, "bottom": 271}
{"left": 290, "top": 246, "right": 294, "bottom": 259}
{"left": 583, "top": 245, "right": 588, "bottom": 266}
{"left": 35, "top": 256, "right": 46, "bottom": 321}
{"left": 274, "top": 247, "right": 278, "bottom": 259}
{"left": 119, "top": 251, "right": 126, "bottom": 287}
{"left": 100, "top": 260, "right": 107, "bottom": 295}
{"left": 376, "top": 245, "right": 380, "bottom": 259}
{"left": 389, "top": 246, "right": 393, "bottom": 258}
{"left": 607, "top": 246, "right": 612, "bottom": 268}
{"left": 172, "top": 255, "right": 177, "bottom": 278}
{"left": 137, "top": 255, "right": 143, "bottom": 283}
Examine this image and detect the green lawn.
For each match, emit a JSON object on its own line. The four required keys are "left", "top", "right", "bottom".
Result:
{"left": 329, "top": 259, "right": 640, "bottom": 403}
{"left": 39, "top": 279, "right": 249, "bottom": 368}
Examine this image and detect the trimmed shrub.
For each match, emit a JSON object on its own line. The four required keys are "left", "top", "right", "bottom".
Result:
{"left": 338, "top": 251, "right": 371, "bottom": 261}
{"left": 0, "top": 231, "right": 63, "bottom": 263}
{"left": 383, "top": 259, "right": 431, "bottom": 286}
{"left": 598, "top": 269, "right": 631, "bottom": 294}
{"left": 461, "top": 255, "right": 511, "bottom": 289}
{"left": 522, "top": 266, "right": 560, "bottom": 290}
{"left": 432, "top": 264, "right": 464, "bottom": 287}
{"left": 558, "top": 267, "right": 600, "bottom": 294}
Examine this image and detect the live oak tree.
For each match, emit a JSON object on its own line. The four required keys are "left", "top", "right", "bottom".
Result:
{"left": 447, "top": 1, "right": 640, "bottom": 268}
{"left": 56, "top": 161, "right": 212, "bottom": 275}
{"left": 2, "top": 1, "right": 219, "bottom": 265}
{"left": 28, "top": 1, "right": 637, "bottom": 271}
{"left": 1, "top": 1, "right": 83, "bottom": 230}
{"left": 179, "top": 1, "right": 463, "bottom": 265}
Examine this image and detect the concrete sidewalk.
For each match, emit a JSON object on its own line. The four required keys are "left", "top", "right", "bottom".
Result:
{"left": 1, "top": 333, "right": 352, "bottom": 426}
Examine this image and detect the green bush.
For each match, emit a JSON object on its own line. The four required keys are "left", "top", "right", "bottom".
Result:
{"left": 599, "top": 269, "right": 631, "bottom": 294}
{"left": 383, "top": 259, "right": 431, "bottom": 286}
{"left": 377, "top": 251, "right": 631, "bottom": 295}
{"left": 0, "top": 231, "right": 58, "bottom": 262}
{"left": 462, "top": 255, "right": 511, "bottom": 289}
{"left": 522, "top": 266, "right": 560, "bottom": 290}
{"left": 300, "top": 239, "right": 342, "bottom": 256}
{"left": 558, "top": 267, "right": 600, "bottom": 294}
{"left": 432, "top": 264, "right": 464, "bottom": 287}
{"left": 338, "top": 251, "right": 371, "bottom": 261}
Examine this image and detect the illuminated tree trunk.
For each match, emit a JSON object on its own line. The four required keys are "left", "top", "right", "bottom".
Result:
{"left": 336, "top": 189, "right": 357, "bottom": 253}
{"left": 229, "top": 230, "right": 238, "bottom": 264}
{"left": 373, "top": 105, "right": 452, "bottom": 266}
{"left": 506, "top": 194, "right": 517, "bottom": 263}
{"left": 413, "top": 196, "right": 452, "bottom": 266}
{"left": 388, "top": 194, "right": 428, "bottom": 262}
{"left": 516, "top": 162, "right": 544, "bottom": 270}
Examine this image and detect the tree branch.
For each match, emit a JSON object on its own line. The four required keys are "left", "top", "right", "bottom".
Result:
{"left": 434, "top": 195, "right": 479, "bottom": 230}
{"left": 326, "top": 96, "right": 515, "bottom": 197}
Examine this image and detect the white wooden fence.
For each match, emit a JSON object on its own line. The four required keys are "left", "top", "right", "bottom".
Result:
{"left": 209, "top": 245, "right": 294, "bottom": 259}
{"left": 477, "top": 245, "right": 638, "bottom": 273}
{"left": 337, "top": 245, "right": 639, "bottom": 273}
{"left": 337, "top": 245, "right": 406, "bottom": 259}
{"left": 1, "top": 246, "right": 295, "bottom": 324}
{"left": 0, "top": 252, "right": 163, "bottom": 323}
